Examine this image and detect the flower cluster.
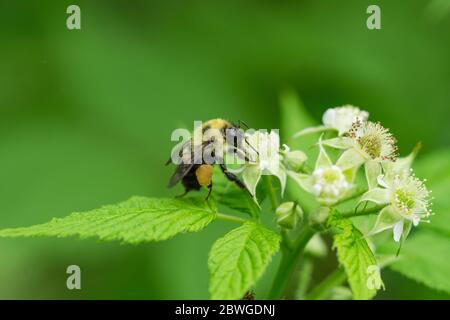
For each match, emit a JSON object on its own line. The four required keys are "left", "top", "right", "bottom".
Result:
{"left": 241, "top": 105, "right": 432, "bottom": 243}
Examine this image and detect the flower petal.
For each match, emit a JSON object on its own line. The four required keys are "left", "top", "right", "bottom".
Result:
{"left": 360, "top": 188, "right": 390, "bottom": 205}
{"left": 368, "top": 206, "right": 403, "bottom": 236}
{"left": 377, "top": 175, "right": 389, "bottom": 188}
{"left": 322, "top": 137, "right": 354, "bottom": 149}
{"left": 322, "top": 105, "right": 369, "bottom": 135}
{"left": 412, "top": 215, "right": 420, "bottom": 226}
{"left": 336, "top": 148, "right": 366, "bottom": 170}
{"left": 393, "top": 220, "right": 404, "bottom": 242}
{"left": 365, "top": 160, "right": 381, "bottom": 190}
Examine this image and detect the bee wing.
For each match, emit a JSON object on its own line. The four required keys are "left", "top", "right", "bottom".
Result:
{"left": 167, "top": 139, "right": 216, "bottom": 188}
{"left": 168, "top": 163, "right": 195, "bottom": 188}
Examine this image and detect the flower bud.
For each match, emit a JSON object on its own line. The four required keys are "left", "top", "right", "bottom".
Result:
{"left": 276, "top": 202, "right": 303, "bottom": 229}
{"left": 308, "top": 206, "right": 331, "bottom": 228}
{"left": 284, "top": 150, "right": 307, "bottom": 172}
{"left": 304, "top": 234, "right": 328, "bottom": 258}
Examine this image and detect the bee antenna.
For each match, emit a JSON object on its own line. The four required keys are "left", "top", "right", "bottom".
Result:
{"left": 231, "top": 120, "right": 241, "bottom": 128}
{"left": 238, "top": 120, "right": 249, "bottom": 129}
{"left": 245, "top": 137, "right": 259, "bottom": 156}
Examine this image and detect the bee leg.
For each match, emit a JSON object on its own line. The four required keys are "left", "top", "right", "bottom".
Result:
{"left": 219, "top": 164, "right": 252, "bottom": 196}
{"left": 175, "top": 189, "right": 190, "bottom": 198}
{"left": 205, "top": 184, "right": 213, "bottom": 200}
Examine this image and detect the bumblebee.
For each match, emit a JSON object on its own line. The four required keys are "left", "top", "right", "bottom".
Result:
{"left": 167, "top": 119, "right": 252, "bottom": 199}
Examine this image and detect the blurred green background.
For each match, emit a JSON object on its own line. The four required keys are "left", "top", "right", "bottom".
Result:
{"left": 1, "top": 0, "right": 449, "bottom": 299}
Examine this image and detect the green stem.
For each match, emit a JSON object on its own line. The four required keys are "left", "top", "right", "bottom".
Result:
{"left": 341, "top": 204, "right": 386, "bottom": 218}
{"left": 333, "top": 189, "right": 367, "bottom": 206}
{"left": 265, "top": 175, "right": 279, "bottom": 210}
{"left": 216, "top": 213, "right": 247, "bottom": 224}
{"left": 280, "top": 229, "right": 293, "bottom": 250}
{"left": 306, "top": 268, "right": 346, "bottom": 300}
{"left": 268, "top": 226, "right": 315, "bottom": 299}
{"left": 296, "top": 258, "right": 313, "bottom": 299}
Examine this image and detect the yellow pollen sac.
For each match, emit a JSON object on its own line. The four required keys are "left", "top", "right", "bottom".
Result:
{"left": 196, "top": 165, "right": 214, "bottom": 187}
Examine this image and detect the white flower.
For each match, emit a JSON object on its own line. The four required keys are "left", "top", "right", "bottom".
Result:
{"left": 324, "top": 121, "right": 398, "bottom": 164}
{"left": 288, "top": 140, "right": 354, "bottom": 206}
{"left": 361, "top": 170, "right": 432, "bottom": 242}
{"left": 293, "top": 105, "right": 369, "bottom": 138}
{"left": 322, "top": 105, "right": 369, "bottom": 136}
{"left": 312, "top": 166, "right": 349, "bottom": 201}
{"left": 348, "top": 120, "right": 398, "bottom": 162}
{"left": 241, "top": 130, "right": 286, "bottom": 197}
{"left": 322, "top": 120, "right": 399, "bottom": 189}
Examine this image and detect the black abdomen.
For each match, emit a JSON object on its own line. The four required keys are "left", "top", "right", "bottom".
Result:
{"left": 181, "top": 164, "right": 202, "bottom": 192}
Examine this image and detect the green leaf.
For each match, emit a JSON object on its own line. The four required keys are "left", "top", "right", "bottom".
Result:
{"left": 378, "top": 230, "right": 450, "bottom": 295}
{"left": 211, "top": 167, "right": 263, "bottom": 218}
{"left": 208, "top": 222, "right": 280, "bottom": 299}
{"left": 279, "top": 89, "right": 318, "bottom": 211}
{"left": 328, "top": 214, "right": 382, "bottom": 300}
{"left": 414, "top": 149, "right": 450, "bottom": 236}
{"left": 0, "top": 196, "right": 216, "bottom": 244}
{"left": 279, "top": 88, "right": 317, "bottom": 149}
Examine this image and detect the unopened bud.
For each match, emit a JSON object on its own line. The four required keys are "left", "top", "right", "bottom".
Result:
{"left": 309, "top": 206, "right": 331, "bottom": 229}
{"left": 304, "top": 234, "right": 328, "bottom": 258}
{"left": 284, "top": 150, "right": 307, "bottom": 172}
{"left": 276, "top": 202, "right": 303, "bottom": 229}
